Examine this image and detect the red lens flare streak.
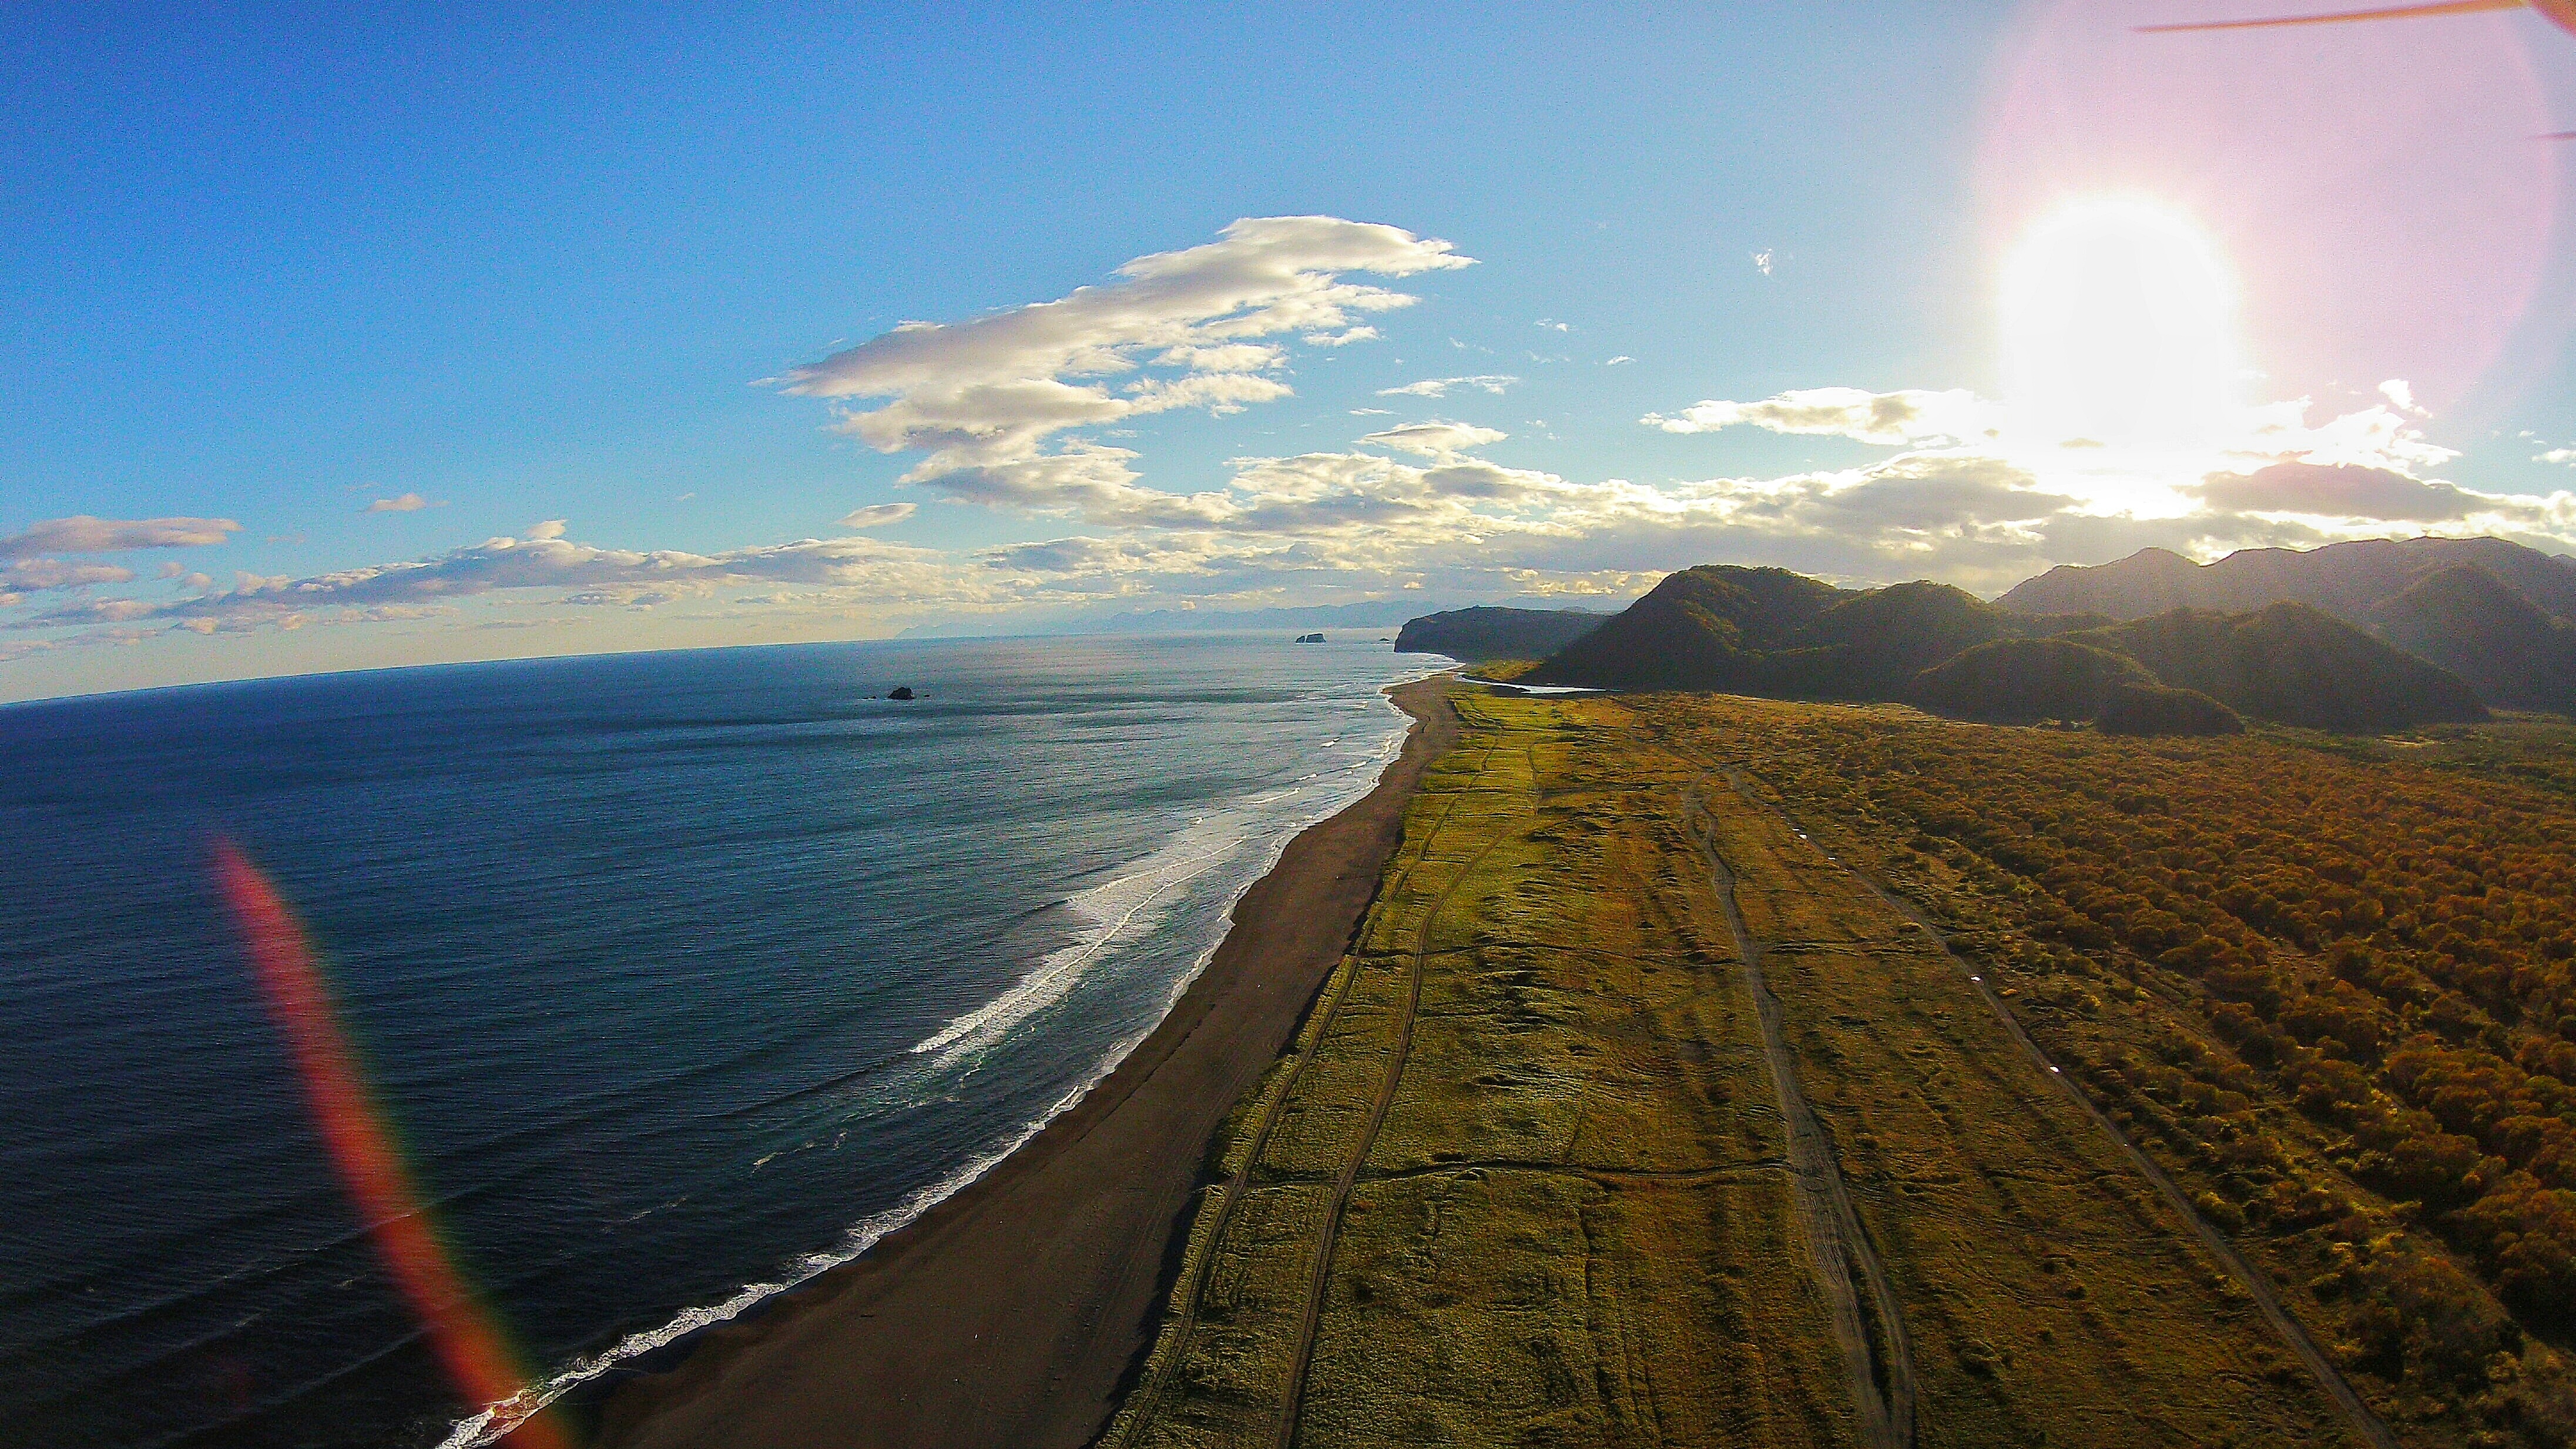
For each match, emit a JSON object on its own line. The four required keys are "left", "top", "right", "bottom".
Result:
{"left": 212, "top": 838, "right": 573, "bottom": 1449}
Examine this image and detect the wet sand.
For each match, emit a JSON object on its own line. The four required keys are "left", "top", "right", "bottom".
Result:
{"left": 589, "top": 676, "right": 1461, "bottom": 1449}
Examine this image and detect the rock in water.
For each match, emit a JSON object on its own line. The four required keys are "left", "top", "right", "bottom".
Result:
{"left": 888, "top": 687, "right": 915, "bottom": 700}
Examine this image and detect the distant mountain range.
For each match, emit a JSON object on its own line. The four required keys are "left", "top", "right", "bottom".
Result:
{"left": 1997, "top": 536, "right": 2576, "bottom": 713}
{"left": 1497, "top": 541, "right": 2568, "bottom": 731}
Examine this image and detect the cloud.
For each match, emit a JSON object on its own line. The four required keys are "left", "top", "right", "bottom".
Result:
{"left": 13, "top": 531, "right": 981, "bottom": 637}
{"left": 1358, "top": 421, "right": 1508, "bottom": 458}
{"left": 2540, "top": 449, "right": 2576, "bottom": 467}
{"left": 1752, "top": 250, "right": 1776, "bottom": 276}
{"left": 367, "top": 493, "right": 438, "bottom": 513}
{"left": 778, "top": 216, "right": 1469, "bottom": 518}
{"left": 1376, "top": 374, "right": 1517, "bottom": 398}
{"left": 2195, "top": 462, "right": 2484, "bottom": 522}
{"left": 924, "top": 440, "right": 1236, "bottom": 527}
{"left": 838, "top": 502, "right": 918, "bottom": 529}
{"left": 2, "top": 559, "right": 136, "bottom": 591}
{"left": 1644, "top": 387, "right": 2000, "bottom": 447}
{"left": 0, "top": 515, "right": 239, "bottom": 559}
{"left": 31, "top": 204, "right": 2576, "bottom": 673}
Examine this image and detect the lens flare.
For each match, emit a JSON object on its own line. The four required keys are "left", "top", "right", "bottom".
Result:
{"left": 212, "top": 838, "right": 573, "bottom": 1449}
{"left": 2001, "top": 196, "right": 2247, "bottom": 452}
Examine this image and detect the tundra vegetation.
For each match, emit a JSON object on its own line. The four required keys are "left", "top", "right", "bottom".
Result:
{"left": 1103, "top": 687, "right": 2576, "bottom": 1448}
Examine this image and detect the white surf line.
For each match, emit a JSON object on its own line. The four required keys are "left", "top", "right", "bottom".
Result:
{"left": 435, "top": 1069, "right": 1101, "bottom": 1449}
{"left": 440, "top": 677, "right": 1428, "bottom": 1449}
{"left": 907, "top": 837, "right": 1247, "bottom": 1059}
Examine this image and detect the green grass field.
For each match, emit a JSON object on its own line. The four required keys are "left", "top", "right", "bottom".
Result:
{"left": 1103, "top": 688, "right": 2421, "bottom": 1448}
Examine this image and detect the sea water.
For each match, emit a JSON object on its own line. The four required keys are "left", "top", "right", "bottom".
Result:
{"left": 0, "top": 635, "right": 1438, "bottom": 1448}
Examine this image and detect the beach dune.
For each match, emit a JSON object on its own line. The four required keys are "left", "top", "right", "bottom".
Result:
{"left": 589, "top": 676, "right": 1460, "bottom": 1449}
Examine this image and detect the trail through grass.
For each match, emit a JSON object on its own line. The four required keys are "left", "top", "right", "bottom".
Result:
{"left": 1104, "top": 690, "right": 2387, "bottom": 1448}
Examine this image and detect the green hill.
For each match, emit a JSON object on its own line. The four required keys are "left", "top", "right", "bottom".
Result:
{"left": 1392, "top": 605, "right": 1606, "bottom": 662}
{"left": 1997, "top": 535, "right": 2576, "bottom": 623}
{"left": 1910, "top": 638, "right": 2153, "bottom": 722}
{"left": 2073, "top": 602, "right": 2486, "bottom": 731}
{"left": 2370, "top": 565, "right": 2576, "bottom": 714}
{"left": 1529, "top": 569, "right": 2017, "bottom": 697}
{"left": 1782, "top": 581, "right": 2010, "bottom": 699}
{"left": 1997, "top": 536, "right": 2576, "bottom": 715}
{"left": 1524, "top": 565, "right": 1849, "bottom": 690}
{"left": 2096, "top": 682, "right": 2243, "bottom": 736}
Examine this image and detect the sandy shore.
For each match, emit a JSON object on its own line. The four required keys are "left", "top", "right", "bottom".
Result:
{"left": 584, "top": 675, "right": 1461, "bottom": 1449}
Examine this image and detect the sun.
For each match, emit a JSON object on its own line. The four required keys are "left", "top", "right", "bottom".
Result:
{"left": 2001, "top": 197, "right": 2246, "bottom": 454}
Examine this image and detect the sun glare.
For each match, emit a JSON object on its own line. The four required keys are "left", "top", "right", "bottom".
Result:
{"left": 2001, "top": 197, "right": 2245, "bottom": 454}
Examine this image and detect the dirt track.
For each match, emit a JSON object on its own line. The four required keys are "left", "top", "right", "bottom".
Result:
{"left": 1689, "top": 776, "right": 1918, "bottom": 1449}
{"left": 1738, "top": 772, "right": 2399, "bottom": 1449}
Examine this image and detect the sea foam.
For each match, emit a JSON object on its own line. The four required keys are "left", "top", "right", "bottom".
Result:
{"left": 436, "top": 685, "right": 1417, "bottom": 1448}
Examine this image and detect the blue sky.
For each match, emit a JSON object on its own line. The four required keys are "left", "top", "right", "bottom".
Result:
{"left": 5, "top": 1, "right": 2574, "bottom": 700}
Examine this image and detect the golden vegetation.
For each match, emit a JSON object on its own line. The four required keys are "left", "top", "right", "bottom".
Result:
{"left": 1106, "top": 689, "right": 2427, "bottom": 1448}
{"left": 1648, "top": 696, "right": 2576, "bottom": 1447}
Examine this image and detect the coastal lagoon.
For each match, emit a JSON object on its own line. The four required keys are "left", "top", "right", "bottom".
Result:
{"left": 1, "top": 636, "right": 1435, "bottom": 1448}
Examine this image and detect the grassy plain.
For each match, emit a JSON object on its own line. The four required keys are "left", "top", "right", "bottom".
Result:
{"left": 1665, "top": 699, "right": 2576, "bottom": 1448}
{"left": 1103, "top": 689, "right": 2400, "bottom": 1449}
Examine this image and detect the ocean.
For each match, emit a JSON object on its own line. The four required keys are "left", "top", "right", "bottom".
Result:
{"left": 0, "top": 635, "right": 1438, "bottom": 1448}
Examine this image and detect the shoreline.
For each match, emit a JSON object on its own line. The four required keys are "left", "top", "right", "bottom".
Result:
{"left": 577, "top": 673, "right": 1463, "bottom": 1449}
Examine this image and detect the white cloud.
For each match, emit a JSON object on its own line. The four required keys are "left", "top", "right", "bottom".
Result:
{"left": 1358, "top": 421, "right": 1508, "bottom": 458}
{"left": 838, "top": 502, "right": 918, "bottom": 529}
{"left": 2540, "top": 448, "right": 2576, "bottom": 467}
{"left": 367, "top": 493, "right": 438, "bottom": 513}
{"left": 779, "top": 216, "right": 1468, "bottom": 518}
{"left": 12, "top": 531, "right": 984, "bottom": 638}
{"left": 1644, "top": 387, "right": 2001, "bottom": 447}
{"left": 0, "top": 515, "right": 239, "bottom": 558}
{"left": 2, "top": 559, "right": 136, "bottom": 591}
{"left": 1752, "top": 249, "right": 1776, "bottom": 276}
{"left": 1376, "top": 374, "right": 1517, "bottom": 398}
{"left": 2196, "top": 461, "right": 2485, "bottom": 522}
{"left": 29, "top": 209, "right": 2576, "bottom": 673}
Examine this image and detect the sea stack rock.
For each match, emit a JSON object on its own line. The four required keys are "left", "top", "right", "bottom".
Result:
{"left": 888, "top": 687, "right": 915, "bottom": 700}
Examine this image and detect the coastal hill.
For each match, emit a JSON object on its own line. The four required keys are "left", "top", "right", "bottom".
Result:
{"left": 1514, "top": 560, "right": 2485, "bottom": 732}
{"left": 1520, "top": 565, "right": 1854, "bottom": 692}
{"left": 1998, "top": 536, "right": 2576, "bottom": 711}
{"left": 2371, "top": 564, "right": 2576, "bottom": 714}
{"left": 1995, "top": 534, "right": 2576, "bottom": 623}
{"left": 1391, "top": 604, "right": 1606, "bottom": 662}
{"left": 1911, "top": 637, "right": 2154, "bottom": 723}
{"left": 2069, "top": 602, "right": 2486, "bottom": 731}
